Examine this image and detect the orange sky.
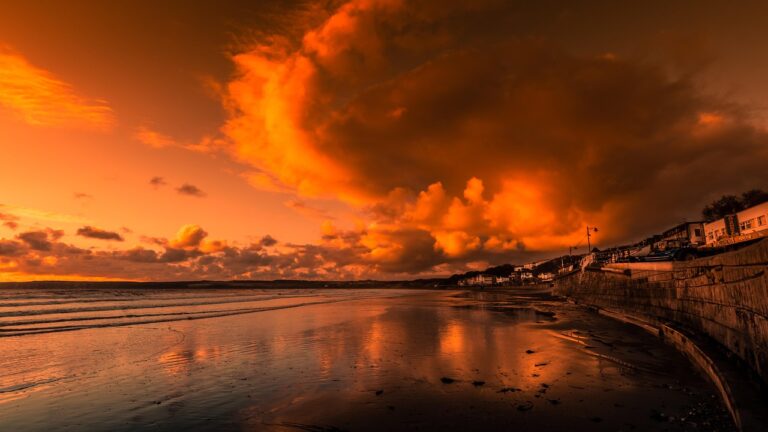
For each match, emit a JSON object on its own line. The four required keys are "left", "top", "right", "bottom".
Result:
{"left": 2, "top": 0, "right": 768, "bottom": 281}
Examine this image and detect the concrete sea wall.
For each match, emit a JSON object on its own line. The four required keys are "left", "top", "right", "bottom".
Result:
{"left": 554, "top": 238, "right": 768, "bottom": 384}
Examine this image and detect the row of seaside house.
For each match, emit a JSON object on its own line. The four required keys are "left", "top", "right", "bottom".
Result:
{"left": 457, "top": 265, "right": 557, "bottom": 287}
{"left": 459, "top": 200, "right": 768, "bottom": 285}
{"left": 596, "top": 200, "right": 768, "bottom": 263}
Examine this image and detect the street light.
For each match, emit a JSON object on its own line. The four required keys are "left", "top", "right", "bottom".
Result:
{"left": 586, "top": 226, "right": 599, "bottom": 252}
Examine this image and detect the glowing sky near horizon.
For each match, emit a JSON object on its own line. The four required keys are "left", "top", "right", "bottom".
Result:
{"left": 2, "top": 0, "right": 768, "bottom": 281}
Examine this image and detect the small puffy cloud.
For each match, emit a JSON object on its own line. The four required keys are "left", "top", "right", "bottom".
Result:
{"left": 149, "top": 176, "right": 167, "bottom": 188}
{"left": 259, "top": 234, "right": 278, "bottom": 247}
{"left": 171, "top": 224, "right": 208, "bottom": 248}
{"left": 17, "top": 229, "right": 62, "bottom": 251}
{"left": 176, "top": 183, "right": 206, "bottom": 197}
{"left": 0, "top": 212, "right": 19, "bottom": 230}
{"left": 76, "top": 226, "right": 124, "bottom": 241}
{"left": 73, "top": 192, "right": 93, "bottom": 200}
{"left": 0, "top": 47, "right": 114, "bottom": 130}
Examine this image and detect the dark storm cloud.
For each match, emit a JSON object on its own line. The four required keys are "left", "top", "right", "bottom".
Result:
{"left": 222, "top": 0, "right": 768, "bottom": 268}
{"left": 176, "top": 183, "right": 205, "bottom": 197}
{"left": 77, "top": 226, "right": 124, "bottom": 241}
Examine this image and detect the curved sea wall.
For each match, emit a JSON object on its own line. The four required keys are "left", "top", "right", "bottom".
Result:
{"left": 554, "top": 238, "right": 768, "bottom": 384}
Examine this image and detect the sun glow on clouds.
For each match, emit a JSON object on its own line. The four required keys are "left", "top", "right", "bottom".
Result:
{"left": 219, "top": 0, "right": 604, "bottom": 269}
{"left": 213, "top": 0, "right": 768, "bottom": 278}
{"left": 0, "top": 48, "right": 113, "bottom": 130}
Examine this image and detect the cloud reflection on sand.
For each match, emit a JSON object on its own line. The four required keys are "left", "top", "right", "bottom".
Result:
{"left": 0, "top": 288, "right": 732, "bottom": 431}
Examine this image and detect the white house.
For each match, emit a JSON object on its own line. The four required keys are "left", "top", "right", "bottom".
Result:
{"left": 494, "top": 276, "right": 510, "bottom": 285}
{"left": 737, "top": 202, "right": 768, "bottom": 235}
{"left": 652, "top": 222, "right": 705, "bottom": 251}
{"left": 537, "top": 272, "right": 555, "bottom": 282}
{"left": 704, "top": 201, "right": 768, "bottom": 245}
{"left": 459, "top": 274, "right": 496, "bottom": 286}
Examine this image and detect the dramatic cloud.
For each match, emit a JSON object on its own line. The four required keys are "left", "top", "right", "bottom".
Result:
{"left": 0, "top": 47, "right": 114, "bottom": 130}
{"left": 176, "top": 183, "right": 206, "bottom": 197}
{"left": 4, "top": 1, "right": 768, "bottom": 281}
{"left": 76, "top": 226, "right": 124, "bottom": 241}
{"left": 218, "top": 0, "right": 768, "bottom": 273}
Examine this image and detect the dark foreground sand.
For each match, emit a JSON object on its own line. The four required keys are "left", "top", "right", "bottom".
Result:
{"left": 0, "top": 287, "right": 732, "bottom": 431}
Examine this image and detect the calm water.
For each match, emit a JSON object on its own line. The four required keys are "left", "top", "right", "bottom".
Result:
{"left": 0, "top": 287, "right": 732, "bottom": 431}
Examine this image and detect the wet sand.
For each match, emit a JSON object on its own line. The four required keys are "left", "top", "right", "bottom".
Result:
{"left": 0, "top": 287, "right": 732, "bottom": 431}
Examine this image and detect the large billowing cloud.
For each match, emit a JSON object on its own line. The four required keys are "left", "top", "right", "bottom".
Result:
{"left": 218, "top": 0, "right": 768, "bottom": 272}
{"left": 0, "top": 47, "right": 114, "bottom": 130}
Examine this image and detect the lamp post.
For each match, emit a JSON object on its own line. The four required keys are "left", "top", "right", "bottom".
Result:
{"left": 586, "top": 226, "right": 599, "bottom": 252}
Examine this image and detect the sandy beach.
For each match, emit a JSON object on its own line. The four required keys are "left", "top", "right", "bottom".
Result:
{"left": 0, "top": 287, "right": 732, "bottom": 431}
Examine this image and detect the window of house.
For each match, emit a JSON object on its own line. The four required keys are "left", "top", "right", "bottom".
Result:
{"left": 758, "top": 215, "right": 766, "bottom": 226}
{"left": 694, "top": 228, "right": 702, "bottom": 236}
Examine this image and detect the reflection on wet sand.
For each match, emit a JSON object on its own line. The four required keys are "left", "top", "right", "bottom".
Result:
{"left": 0, "top": 288, "right": 732, "bottom": 431}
